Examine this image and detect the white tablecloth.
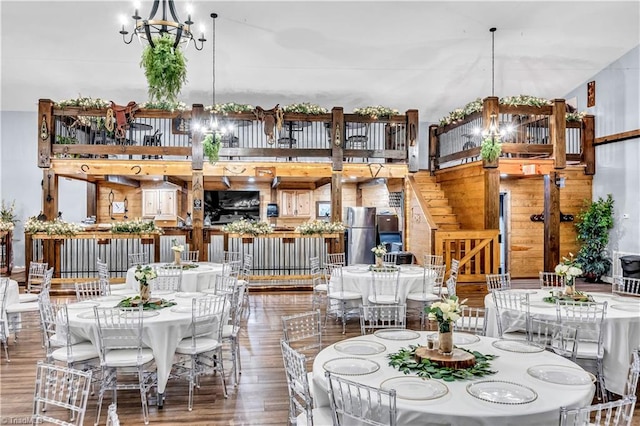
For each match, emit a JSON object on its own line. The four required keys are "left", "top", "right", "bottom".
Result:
{"left": 312, "top": 332, "right": 595, "bottom": 426}
{"left": 66, "top": 293, "right": 225, "bottom": 395}
{"left": 125, "top": 262, "right": 224, "bottom": 292}
{"left": 334, "top": 265, "right": 431, "bottom": 305}
{"left": 484, "top": 290, "right": 640, "bottom": 395}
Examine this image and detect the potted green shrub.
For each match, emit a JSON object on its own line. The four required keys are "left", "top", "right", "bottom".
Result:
{"left": 480, "top": 137, "right": 501, "bottom": 167}
{"left": 575, "top": 194, "right": 614, "bottom": 282}
{"left": 140, "top": 34, "right": 187, "bottom": 102}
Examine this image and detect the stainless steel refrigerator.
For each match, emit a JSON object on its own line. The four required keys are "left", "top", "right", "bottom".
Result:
{"left": 345, "top": 207, "right": 377, "bottom": 265}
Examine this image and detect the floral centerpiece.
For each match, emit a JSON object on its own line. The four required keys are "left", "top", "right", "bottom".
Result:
{"left": 24, "top": 217, "right": 82, "bottom": 236}
{"left": 222, "top": 219, "right": 273, "bottom": 237}
{"left": 555, "top": 253, "right": 583, "bottom": 295}
{"left": 427, "top": 295, "right": 467, "bottom": 355}
{"left": 204, "top": 102, "right": 254, "bottom": 115}
{"left": 171, "top": 239, "right": 184, "bottom": 265}
{"left": 134, "top": 264, "right": 157, "bottom": 303}
{"left": 282, "top": 103, "right": 328, "bottom": 115}
{"left": 111, "top": 218, "right": 162, "bottom": 234}
{"left": 353, "top": 106, "right": 399, "bottom": 119}
{"left": 371, "top": 244, "right": 387, "bottom": 268}
{"left": 296, "top": 220, "right": 345, "bottom": 235}
{"left": 0, "top": 200, "right": 18, "bottom": 232}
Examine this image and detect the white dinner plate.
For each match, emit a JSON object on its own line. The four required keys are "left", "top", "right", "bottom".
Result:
{"left": 425, "top": 332, "right": 480, "bottom": 345}
{"left": 610, "top": 304, "right": 640, "bottom": 313}
{"left": 175, "top": 292, "right": 204, "bottom": 299}
{"left": 373, "top": 329, "right": 420, "bottom": 341}
{"left": 323, "top": 358, "right": 380, "bottom": 376}
{"left": 66, "top": 301, "right": 99, "bottom": 310}
{"left": 334, "top": 340, "right": 386, "bottom": 356}
{"left": 97, "top": 295, "right": 124, "bottom": 302}
{"left": 527, "top": 365, "right": 595, "bottom": 385}
{"left": 380, "top": 376, "right": 449, "bottom": 400}
{"left": 491, "top": 339, "right": 545, "bottom": 353}
{"left": 466, "top": 380, "right": 538, "bottom": 405}
{"left": 170, "top": 306, "right": 193, "bottom": 314}
{"left": 153, "top": 290, "right": 174, "bottom": 296}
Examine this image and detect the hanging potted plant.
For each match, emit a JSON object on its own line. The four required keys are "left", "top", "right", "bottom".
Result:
{"left": 480, "top": 136, "right": 501, "bottom": 168}
{"left": 575, "top": 194, "right": 614, "bottom": 282}
{"left": 140, "top": 35, "right": 188, "bottom": 102}
{"left": 203, "top": 133, "right": 221, "bottom": 164}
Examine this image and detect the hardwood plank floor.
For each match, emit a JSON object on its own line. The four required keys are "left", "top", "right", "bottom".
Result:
{"left": 0, "top": 279, "right": 638, "bottom": 425}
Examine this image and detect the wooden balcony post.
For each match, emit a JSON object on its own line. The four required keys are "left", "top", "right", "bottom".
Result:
{"left": 428, "top": 125, "right": 438, "bottom": 175}
{"left": 42, "top": 169, "right": 58, "bottom": 222}
{"left": 484, "top": 168, "right": 500, "bottom": 230}
{"left": 330, "top": 172, "right": 344, "bottom": 254}
{"left": 482, "top": 96, "right": 500, "bottom": 134}
{"left": 191, "top": 171, "right": 204, "bottom": 261}
{"left": 582, "top": 115, "right": 595, "bottom": 175}
{"left": 550, "top": 99, "right": 567, "bottom": 169}
{"left": 543, "top": 172, "right": 561, "bottom": 271}
{"left": 405, "top": 109, "right": 419, "bottom": 173}
{"left": 331, "top": 107, "right": 344, "bottom": 171}
{"left": 37, "top": 99, "right": 54, "bottom": 168}
{"left": 191, "top": 104, "right": 205, "bottom": 171}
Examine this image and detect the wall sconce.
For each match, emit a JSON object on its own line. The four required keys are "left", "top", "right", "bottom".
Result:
{"left": 555, "top": 176, "right": 566, "bottom": 188}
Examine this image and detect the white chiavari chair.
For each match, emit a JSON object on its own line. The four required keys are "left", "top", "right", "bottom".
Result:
{"left": 455, "top": 306, "right": 487, "bottom": 336}
{"left": 539, "top": 271, "right": 566, "bottom": 291}
{"left": 559, "top": 396, "right": 636, "bottom": 426}
{"left": 325, "top": 264, "right": 362, "bottom": 334}
{"left": 527, "top": 317, "right": 579, "bottom": 361}
{"left": 492, "top": 290, "right": 530, "bottom": 340}
{"left": 0, "top": 279, "right": 10, "bottom": 361}
{"left": 127, "top": 252, "right": 147, "bottom": 268}
{"left": 486, "top": 272, "right": 512, "bottom": 292}
{"left": 282, "top": 310, "right": 323, "bottom": 362}
{"left": 151, "top": 265, "right": 183, "bottom": 292}
{"left": 368, "top": 267, "right": 401, "bottom": 305}
{"left": 182, "top": 250, "right": 200, "bottom": 262}
{"left": 406, "top": 264, "right": 445, "bottom": 328}
{"left": 359, "top": 304, "right": 407, "bottom": 335}
{"left": 613, "top": 276, "right": 640, "bottom": 296}
{"left": 74, "top": 280, "right": 108, "bottom": 301}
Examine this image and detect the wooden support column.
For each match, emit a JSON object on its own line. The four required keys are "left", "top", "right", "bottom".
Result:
{"left": 483, "top": 168, "right": 500, "bottom": 230}
{"left": 330, "top": 172, "right": 344, "bottom": 254}
{"left": 428, "top": 125, "right": 438, "bottom": 175}
{"left": 42, "top": 169, "right": 58, "bottom": 221}
{"left": 544, "top": 173, "right": 561, "bottom": 271}
{"left": 582, "top": 115, "right": 595, "bottom": 175}
{"left": 191, "top": 104, "right": 205, "bottom": 171}
{"left": 550, "top": 99, "right": 567, "bottom": 169}
{"left": 86, "top": 182, "right": 97, "bottom": 218}
{"left": 37, "top": 99, "right": 53, "bottom": 168}
{"left": 191, "top": 171, "right": 204, "bottom": 261}
{"left": 331, "top": 107, "right": 344, "bottom": 171}
{"left": 405, "top": 109, "right": 419, "bottom": 172}
{"left": 482, "top": 97, "right": 500, "bottom": 133}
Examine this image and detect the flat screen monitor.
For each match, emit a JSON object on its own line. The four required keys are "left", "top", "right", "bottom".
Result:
{"left": 204, "top": 190, "right": 260, "bottom": 224}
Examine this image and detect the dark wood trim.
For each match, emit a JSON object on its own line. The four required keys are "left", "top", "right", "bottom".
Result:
{"left": 330, "top": 172, "right": 343, "bottom": 254}
{"left": 86, "top": 182, "right": 97, "bottom": 218}
{"left": 51, "top": 145, "right": 191, "bottom": 156}
{"left": 500, "top": 143, "right": 553, "bottom": 155}
{"left": 594, "top": 128, "right": 640, "bottom": 145}
{"left": 438, "top": 147, "right": 481, "bottom": 164}
{"left": 582, "top": 115, "right": 595, "bottom": 175}
{"left": 543, "top": 173, "right": 561, "bottom": 272}
{"left": 484, "top": 168, "right": 500, "bottom": 229}
{"left": 38, "top": 99, "right": 54, "bottom": 168}
{"left": 331, "top": 107, "right": 344, "bottom": 171}
{"left": 551, "top": 99, "right": 566, "bottom": 169}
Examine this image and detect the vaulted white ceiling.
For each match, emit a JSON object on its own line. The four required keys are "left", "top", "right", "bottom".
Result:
{"left": 1, "top": 1, "right": 638, "bottom": 123}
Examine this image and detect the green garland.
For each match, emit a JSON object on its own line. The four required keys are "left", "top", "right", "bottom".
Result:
{"left": 542, "top": 292, "right": 594, "bottom": 304}
{"left": 387, "top": 345, "right": 497, "bottom": 381}
{"left": 117, "top": 297, "right": 176, "bottom": 310}
{"left": 161, "top": 263, "right": 199, "bottom": 270}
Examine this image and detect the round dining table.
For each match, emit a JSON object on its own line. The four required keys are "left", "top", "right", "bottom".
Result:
{"left": 335, "top": 264, "right": 433, "bottom": 306}
{"left": 65, "top": 291, "right": 226, "bottom": 400}
{"left": 312, "top": 331, "right": 595, "bottom": 426}
{"left": 124, "top": 262, "right": 224, "bottom": 293}
{"left": 484, "top": 289, "right": 640, "bottom": 396}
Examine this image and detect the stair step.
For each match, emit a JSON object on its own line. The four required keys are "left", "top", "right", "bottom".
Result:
{"left": 419, "top": 190, "right": 445, "bottom": 199}
{"left": 429, "top": 206, "right": 453, "bottom": 215}
{"left": 416, "top": 182, "right": 442, "bottom": 191}
{"left": 431, "top": 214, "right": 459, "bottom": 223}
{"left": 438, "top": 223, "right": 462, "bottom": 230}
{"left": 425, "top": 198, "right": 450, "bottom": 207}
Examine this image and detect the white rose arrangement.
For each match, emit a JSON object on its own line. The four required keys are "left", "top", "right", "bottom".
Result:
{"left": 171, "top": 239, "right": 185, "bottom": 253}
{"left": 427, "top": 295, "right": 467, "bottom": 333}
{"left": 134, "top": 265, "right": 157, "bottom": 286}
{"left": 371, "top": 244, "right": 387, "bottom": 258}
{"left": 554, "top": 253, "right": 583, "bottom": 285}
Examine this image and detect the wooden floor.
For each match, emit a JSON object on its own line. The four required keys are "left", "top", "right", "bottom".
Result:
{"left": 1, "top": 279, "right": 638, "bottom": 425}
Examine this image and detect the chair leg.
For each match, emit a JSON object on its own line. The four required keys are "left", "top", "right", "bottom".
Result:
{"left": 138, "top": 367, "right": 150, "bottom": 425}
{"left": 1, "top": 339, "right": 9, "bottom": 362}
{"left": 217, "top": 348, "right": 228, "bottom": 398}
{"left": 596, "top": 358, "right": 607, "bottom": 402}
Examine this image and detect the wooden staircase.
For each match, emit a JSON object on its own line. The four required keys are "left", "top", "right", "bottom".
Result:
{"left": 412, "top": 174, "right": 461, "bottom": 231}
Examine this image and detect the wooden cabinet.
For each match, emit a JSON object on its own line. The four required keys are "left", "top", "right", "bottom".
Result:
{"left": 280, "top": 190, "right": 311, "bottom": 217}
{"left": 142, "top": 189, "right": 177, "bottom": 218}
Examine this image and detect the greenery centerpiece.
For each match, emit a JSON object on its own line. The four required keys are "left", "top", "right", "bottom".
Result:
{"left": 54, "top": 96, "right": 111, "bottom": 109}
{"left": 353, "top": 106, "right": 399, "bottom": 119}
{"left": 575, "top": 194, "right": 614, "bottom": 282}
{"left": 111, "top": 218, "right": 162, "bottom": 234}
{"left": 141, "top": 34, "right": 187, "bottom": 103}
{"left": 295, "top": 220, "right": 345, "bottom": 235}
{"left": 427, "top": 295, "right": 466, "bottom": 355}
{"left": 205, "top": 103, "right": 254, "bottom": 115}
{"left": 282, "top": 103, "right": 328, "bottom": 115}
{"left": 139, "top": 100, "right": 188, "bottom": 112}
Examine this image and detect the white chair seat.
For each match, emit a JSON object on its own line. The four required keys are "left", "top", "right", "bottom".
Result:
{"left": 314, "top": 283, "right": 328, "bottom": 292}
{"left": 6, "top": 302, "right": 39, "bottom": 313}
{"left": 237, "top": 279, "right": 248, "bottom": 286}
{"left": 576, "top": 342, "right": 600, "bottom": 359}
{"left": 222, "top": 324, "right": 239, "bottom": 339}
{"left": 18, "top": 293, "right": 39, "bottom": 303}
{"left": 296, "top": 407, "right": 334, "bottom": 426}
{"left": 368, "top": 295, "right": 399, "bottom": 304}
{"left": 406, "top": 292, "right": 440, "bottom": 302}
{"left": 104, "top": 348, "right": 154, "bottom": 367}
{"left": 328, "top": 291, "right": 362, "bottom": 300}
{"left": 175, "top": 337, "right": 221, "bottom": 354}
{"left": 50, "top": 332, "right": 87, "bottom": 346}
{"left": 52, "top": 342, "right": 100, "bottom": 362}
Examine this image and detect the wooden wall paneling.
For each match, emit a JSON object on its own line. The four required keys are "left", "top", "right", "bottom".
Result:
{"left": 436, "top": 164, "right": 485, "bottom": 230}
{"left": 544, "top": 173, "right": 561, "bottom": 272}
{"left": 96, "top": 184, "right": 142, "bottom": 223}
{"left": 37, "top": 99, "right": 53, "bottom": 168}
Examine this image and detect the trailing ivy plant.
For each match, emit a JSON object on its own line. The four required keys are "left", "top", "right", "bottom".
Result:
{"left": 203, "top": 133, "right": 221, "bottom": 164}
{"left": 480, "top": 137, "right": 502, "bottom": 162}
{"left": 140, "top": 35, "right": 187, "bottom": 103}
{"left": 387, "top": 345, "right": 497, "bottom": 381}
{"left": 575, "top": 194, "right": 614, "bottom": 282}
